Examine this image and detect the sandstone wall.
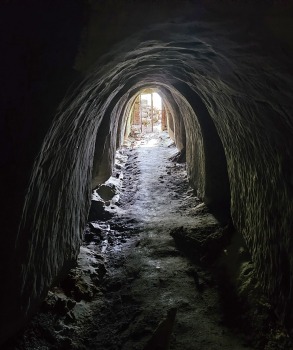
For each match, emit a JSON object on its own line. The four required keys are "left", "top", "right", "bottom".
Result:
{"left": 1, "top": 0, "right": 293, "bottom": 343}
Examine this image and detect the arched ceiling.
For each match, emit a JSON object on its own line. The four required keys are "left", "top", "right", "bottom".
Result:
{"left": 1, "top": 0, "right": 293, "bottom": 343}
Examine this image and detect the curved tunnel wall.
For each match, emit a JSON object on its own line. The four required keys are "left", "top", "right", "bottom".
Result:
{"left": 102, "top": 79, "right": 227, "bottom": 213}
{"left": 1, "top": 1, "right": 293, "bottom": 343}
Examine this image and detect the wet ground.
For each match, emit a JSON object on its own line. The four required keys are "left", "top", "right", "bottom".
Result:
{"left": 6, "top": 132, "right": 293, "bottom": 350}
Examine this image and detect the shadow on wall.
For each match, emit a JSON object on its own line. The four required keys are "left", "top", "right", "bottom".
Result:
{"left": 172, "top": 82, "right": 231, "bottom": 221}
{"left": 0, "top": 0, "right": 87, "bottom": 344}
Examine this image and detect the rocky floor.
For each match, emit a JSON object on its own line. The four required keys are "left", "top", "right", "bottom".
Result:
{"left": 5, "top": 131, "right": 293, "bottom": 350}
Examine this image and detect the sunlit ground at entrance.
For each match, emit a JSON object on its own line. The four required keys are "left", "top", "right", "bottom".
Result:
{"left": 125, "top": 130, "right": 173, "bottom": 149}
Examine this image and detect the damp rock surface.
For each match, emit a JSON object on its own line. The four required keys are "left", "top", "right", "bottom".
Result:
{"left": 5, "top": 132, "right": 292, "bottom": 350}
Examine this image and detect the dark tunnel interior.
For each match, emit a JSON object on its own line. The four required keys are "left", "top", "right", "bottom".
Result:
{"left": 1, "top": 0, "right": 293, "bottom": 349}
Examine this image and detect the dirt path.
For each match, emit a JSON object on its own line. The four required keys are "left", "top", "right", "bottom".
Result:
{"left": 6, "top": 132, "right": 255, "bottom": 350}
{"left": 78, "top": 132, "right": 253, "bottom": 350}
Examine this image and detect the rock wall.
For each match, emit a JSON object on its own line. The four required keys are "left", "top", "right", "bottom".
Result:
{"left": 0, "top": 0, "right": 87, "bottom": 341}
{"left": 1, "top": 0, "right": 293, "bottom": 343}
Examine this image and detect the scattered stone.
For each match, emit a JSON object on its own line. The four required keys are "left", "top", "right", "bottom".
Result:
{"left": 89, "top": 222, "right": 110, "bottom": 233}
{"left": 88, "top": 191, "right": 105, "bottom": 221}
{"left": 194, "top": 202, "right": 209, "bottom": 214}
{"left": 84, "top": 231, "right": 95, "bottom": 242}
{"left": 97, "top": 183, "right": 117, "bottom": 201}
{"left": 170, "top": 223, "right": 233, "bottom": 264}
{"left": 55, "top": 297, "right": 69, "bottom": 316}
{"left": 59, "top": 269, "right": 97, "bottom": 302}
{"left": 169, "top": 149, "right": 186, "bottom": 163}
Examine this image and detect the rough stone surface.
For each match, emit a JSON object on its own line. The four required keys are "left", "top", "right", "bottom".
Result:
{"left": 1, "top": 0, "right": 293, "bottom": 343}
{"left": 97, "top": 184, "right": 117, "bottom": 201}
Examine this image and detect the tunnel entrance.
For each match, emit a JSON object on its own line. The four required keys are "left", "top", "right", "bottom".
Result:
{"left": 128, "top": 89, "right": 165, "bottom": 134}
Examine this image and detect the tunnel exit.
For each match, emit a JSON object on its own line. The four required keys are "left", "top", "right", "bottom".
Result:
{"left": 130, "top": 89, "right": 166, "bottom": 134}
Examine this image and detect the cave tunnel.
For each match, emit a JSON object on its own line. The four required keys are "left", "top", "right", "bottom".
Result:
{"left": 1, "top": 0, "right": 293, "bottom": 348}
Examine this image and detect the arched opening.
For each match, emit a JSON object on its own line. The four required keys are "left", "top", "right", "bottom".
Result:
{"left": 90, "top": 81, "right": 230, "bottom": 219}
{"left": 126, "top": 89, "right": 163, "bottom": 135}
